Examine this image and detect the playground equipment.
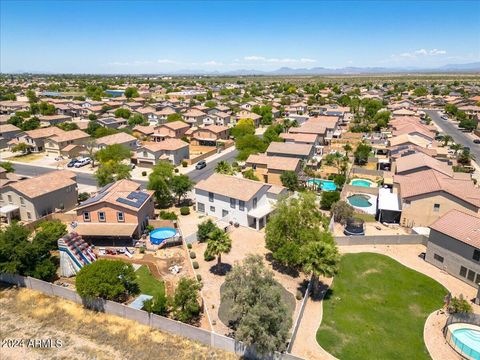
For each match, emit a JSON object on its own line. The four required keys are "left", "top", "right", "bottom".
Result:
{"left": 58, "top": 232, "right": 97, "bottom": 277}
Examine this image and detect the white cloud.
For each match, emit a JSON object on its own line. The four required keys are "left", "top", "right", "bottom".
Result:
{"left": 203, "top": 60, "right": 223, "bottom": 66}
{"left": 157, "top": 59, "right": 176, "bottom": 64}
{"left": 242, "top": 56, "right": 317, "bottom": 64}
{"left": 396, "top": 48, "right": 447, "bottom": 59}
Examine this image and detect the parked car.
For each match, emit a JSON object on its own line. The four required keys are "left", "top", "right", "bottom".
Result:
{"left": 195, "top": 160, "right": 207, "bottom": 170}
{"left": 473, "top": 139, "right": 480, "bottom": 144}
{"left": 67, "top": 159, "right": 79, "bottom": 167}
{"left": 74, "top": 157, "right": 91, "bottom": 168}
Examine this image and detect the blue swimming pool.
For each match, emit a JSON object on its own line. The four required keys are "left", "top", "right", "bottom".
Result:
{"left": 347, "top": 194, "right": 372, "bottom": 208}
{"left": 351, "top": 179, "right": 374, "bottom": 187}
{"left": 306, "top": 179, "right": 337, "bottom": 191}
{"left": 150, "top": 227, "right": 177, "bottom": 245}
{"left": 451, "top": 328, "right": 480, "bottom": 360}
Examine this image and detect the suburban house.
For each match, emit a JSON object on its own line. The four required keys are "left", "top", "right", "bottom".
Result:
{"left": 266, "top": 142, "right": 313, "bottom": 161}
{"left": 288, "top": 122, "right": 328, "bottom": 144}
{"left": 0, "top": 123, "right": 21, "bottom": 149}
{"left": 74, "top": 179, "right": 154, "bottom": 242}
{"left": 135, "top": 138, "right": 189, "bottom": 166}
{"left": 236, "top": 110, "right": 262, "bottom": 127}
{"left": 38, "top": 114, "right": 72, "bottom": 126}
{"left": 394, "top": 168, "right": 480, "bottom": 227}
{"left": 279, "top": 132, "right": 319, "bottom": 146}
{"left": 96, "top": 132, "right": 139, "bottom": 150}
{"left": 151, "top": 121, "right": 189, "bottom": 142}
{"left": 0, "top": 170, "right": 78, "bottom": 222}
{"left": 132, "top": 124, "right": 156, "bottom": 139}
{"left": 204, "top": 111, "right": 232, "bottom": 126}
{"left": 0, "top": 100, "right": 30, "bottom": 114}
{"left": 182, "top": 109, "right": 207, "bottom": 126}
{"left": 44, "top": 129, "right": 90, "bottom": 156}
{"left": 189, "top": 125, "right": 229, "bottom": 146}
{"left": 9, "top": 127, "right": 65, "bottom": 152}
{"left": 97, "top": 117, "right": 128, "bottom": 129}
{"left": 426, "top": 210, "right": 480, "bottom": 288}
{"left": 245, "top": 154, "right": 301, "bottom": 186}
{"left": 194, "top": 173, "right": 287, "bottom": 230}
{"left": 393, "top": 152, "right": 458, "bottom": 176}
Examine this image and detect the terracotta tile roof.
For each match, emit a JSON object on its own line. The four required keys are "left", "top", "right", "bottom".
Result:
{"left": 289, "top": 122, "right": 327, "bottom": 135}
{"left": 183, "top": 109, "right": 206, "bottom": 117}
{"left": 266, "top": 142, "right": 313, "bottom": 157}
{"left": 394, "top": 169, "right": 480, "bottom": 207}
{"left": 133, "top": 125, "right": 156, "bottom": 135}
{"left": 395, "top": 153, "right": 453, "bottom": 177}
{"left": 279, "top": 133, "right": 318, "bottom": 143}
{"left": 141, "top": 139, "right": 188, "bottom": 152}
{"left": 430, "top": 209, "right": 480, "bottom": 248}
{"left": 162, "top": 121, "right": 189, "bottom": 130}
{"left": 388, "top": 134, "right": 431, "bottom": 148}
{"left": 0, "top": 124, "right": 20, "bottom": 132}
{"left": 246, "top": 154, "right": 300, "bottom": 171}
{"left": 25, "top": 127, "right": 65, "bottom": 139}
{"left": 97, "top": 132, "right": 137, "bottom": 146}
{"left": 49, "top": 129, "right": 89, "bottom": 143}
{"left": 197, "top": 125, "right": 229, "bottom": 134}
{"left": 7, "top": 170, "right": 76, "bottom": 198}
{"left": 195, "top": 173, "right": 270, "bottom": 201}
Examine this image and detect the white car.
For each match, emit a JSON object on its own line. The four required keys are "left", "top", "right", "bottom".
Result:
{"left": 74, "top": 157, "right": 91, "bottom": 168}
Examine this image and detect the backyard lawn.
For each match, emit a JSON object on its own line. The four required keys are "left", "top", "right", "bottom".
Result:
{"left": 316, "top": 253, "right": 447, "bottom": 360}
{"left": 135, "top": 265, "right": 165, "bottom": 298}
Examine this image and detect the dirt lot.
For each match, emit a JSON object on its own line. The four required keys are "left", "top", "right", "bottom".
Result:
{"left": 0, "top": 285, "right": 236, "bottom": 360}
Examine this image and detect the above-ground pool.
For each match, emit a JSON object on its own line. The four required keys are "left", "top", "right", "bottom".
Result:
{"left": 350, "top": 178, "right": 376, "bottom": 188}
{"left": 446, "top": 325, "right": 480, "bottom": 360}
{"left": 306, "top": 179, "right": 337, "bottom": 191}
{"left": 347, "top": 194, "right": 372, "bottom": 208}
{"left": 150, "top": 227, "right": 177, "bottom": 245}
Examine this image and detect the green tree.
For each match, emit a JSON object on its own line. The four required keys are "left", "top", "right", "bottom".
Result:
{"left": 114, "top": 108, "right": 131, "bottom": 119}
{"left": 0, "top": 161, "right": 14, "bottom": 173}
{"left": 26, "top": 89, "right": 38, "bottom": 103}
{"left": 197, "top": 219, "right": 218, "bottom": 243}
{"left": 124, "top": 87, "right": 139, "bottom": 99}
{"left": 222, "top": 255, "right": 291, "bottom": 355}
{"left": 413, "top": 87, "right": 428, "bottom": 96}
{"left": 354, "top": 142, "right": 372, "bottom": 165}
{"left": 231, "top": 118, "right": 255, "bottom": 138}
{"left": 95, "top": 144, "right": 131, "bottom": 163}
{"left": 33, "top": 220, "right": 67, "bottom": 251}
{"left": 204, "top": 228, "right": 232, "bottom": 266}
{"left": 280, "top": 171, "right": 298, "bottom": 191}
{"left": 457, "top": 148, "right": 475, "bottom": 166}
{"left": 128, "top": 114, "right": 147, "bottom": 127}
{"left": 450, "top": 143, "right": 463, "bottom": 155}
{"left": 343, "top": 143, "right": 353, "bottom": 157}
{"left": 147, "top": 163, "right": 173, "bottom": 208}
{"left": 302, "top": 239, "right": 340, "bottom": 294}
{"left": 76, "top": 260, "right": 139, "bottom": 301}
{"left": 166, "top": 113, "right": 183, "bottom": 123}
{"left": 56, "top": 122, "right": 79, "bottom": 131}
{"left": 442, "top": 135, "right": 453, "bottom": 147}
{"left": 331, "top": 200, "right": 354, "bottom": 225}
{"left": 243, "top": 168, "right": 259, "bottom": 181}
{"left": 214, "top": 160, "right": 234, "bottom": 175}
{"left": 204, "top": 100, "right": 217, "bottom": 108}
{"left": 11, "top": 142, "right": 31, "bottom": 154}
{"left": 169, "top": 175, "right": 194, "bottom": 205}
{"left": 94, "top": 160, "right": 132, "bottom": 187}
{"left": 320, "top": 191, "right": 340, "bottom": 210}
{"left": 236, "top": 134, "right": 266, "bottom": 161}
{"left": 143, "top": 293, "right": 169, "bottom": 316}
{"left": 171, "top": 278, "right": 201, "bottom": 324}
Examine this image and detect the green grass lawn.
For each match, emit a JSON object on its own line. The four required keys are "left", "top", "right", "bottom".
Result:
{"left": 316, "top": 253, "right": 447, "bottom": 360}
{"left": 135, "top": 265, "right": 165, "bottom": 298}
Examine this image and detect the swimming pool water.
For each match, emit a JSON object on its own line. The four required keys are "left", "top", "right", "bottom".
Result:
{"left": 150, "top": 227, "right": 177, "bottom": 245}
{"left": 347, "top": 194, "right": 372, "bottom": 208}
{"left": 351, "top": 179, "right": 373, "bottom": 187}
{"left": 306, "top": 179, "right": 337, "bottom": 191}
{"left": 452, "top": 328, "right": 480, "bottom": 360}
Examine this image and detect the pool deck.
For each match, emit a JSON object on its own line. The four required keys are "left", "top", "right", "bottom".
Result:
{"left": 424, "top": 311, "right": 462, "bottom": 360}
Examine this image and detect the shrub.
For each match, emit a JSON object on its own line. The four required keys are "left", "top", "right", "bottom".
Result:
{"left": 190, "top": 251, "right": 196, "bottom": 259}
{"left": 296, "top": 290, "right": 303, "bottom": 300}
{"left": 160, "top": 211, "right": 178, "bottom": 220}
{"left": 320, "top": 191, "right": 340, "bottom": 210}
{"left": 180, "top": 206, "right": 190, "bottom": 216}
{"left": 197, "top": 219, "right": 218, "bottom": 242}
{"left": 182, "top": 160, "right": 188, "bottom": 167}
{"left": 146, "top": 224, "right": 155, "bottom": 232}
{"left": 139, "top": 246, "right": 146, "bottom": 254}
{"left": 187, "top": 243, "right": 192, "bottom": 249}
{"left": 142, "top": 171, "right": 147, "bottom": 176}
{"left": 448, "top": 295, "right": 473, "bottom": 314}
{"left": 78, "top": 192, "right": 90, "bottom": 202}
{"left": 174, "top": 168, "right": 179, "bottom": 173}
{"left": 192, "top": 261, "right": 199, "bottom": 269}
{"left": 204, "top": 252, "right": 215, "bottom": 262}
{"left": 331, "top": 200, "right": 354, "bottom": 225}
{"left": 196, "top": 274, "right": 202, "bottom": 282}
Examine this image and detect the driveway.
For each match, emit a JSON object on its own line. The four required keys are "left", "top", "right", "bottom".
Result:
{"left": 424, "top": 109, "right": 480, "bottom": 162}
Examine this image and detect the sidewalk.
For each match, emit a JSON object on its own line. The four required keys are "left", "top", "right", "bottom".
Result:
{"left": 176, "top": 145, "right": 236, "bottom": 175}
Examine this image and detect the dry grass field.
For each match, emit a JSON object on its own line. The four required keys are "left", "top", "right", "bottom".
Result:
{"left": 0, "top": 285, "right": 237, "bottom": 360}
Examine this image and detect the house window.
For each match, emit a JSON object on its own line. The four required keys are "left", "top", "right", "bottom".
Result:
{"left": 209, "top": 192, "right": 214, "bottom": 202}
{"left": 459, "top": 266, "right": 467, "bottom": 278}
{"left": 253, "top": 197, "right": 257, "bottom": 209}
{"left": 98, "top": 212, "right": 106, "bottom": 222}
{"left": 197, "top": 202, "right": 205, "bottom": 212}
{"left": 476, "top": 273, "right": 480, "bottom": 285}
{"left": 117, "top": 212, "right": 125, "bottom": 222}
{"left": 83, "top": 212, "right": 90, "bottom": 222}
{"left": 433, "top": 204, "right": 440, "bottom": 212}
{"left": 473, "top": 250, "right": 480, "bottom": 261}
{"left": 222, "top": 210, "right": 229, "bottom": 218}
{"left": 27, "top": 212, "right": 32, "bottom": 220}
{"left": 239, "top": 200, "right": 245, "bottom": 211}
{"left": 20, "top": 197, "right": 25, "bottom": 206}
{"left": 252, "top": 164, "right": 257, "bottom": 170}
{"left": 210, "top": 206, "right": 215, "bottom": 212}
{"left": 433, "top": 254, "right": 444, "bottom": 263}
{"left": 7, "top": 195, "right": 12, "bottom": 203}
{"left": 468, "top": 270, "right": 476, "bottom": 282}
{"left": 143, "top": 151, "right": 148, "bottom": 157}
{"left": 230, "top": 198, "right": 236, "bottom": 208}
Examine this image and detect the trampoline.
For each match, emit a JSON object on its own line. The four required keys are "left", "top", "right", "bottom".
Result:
{"left": 150, "top": 227, "right": 177, "bottom": 245}
{"left": 344, "top": 217, "right": 365, "bottom": 236}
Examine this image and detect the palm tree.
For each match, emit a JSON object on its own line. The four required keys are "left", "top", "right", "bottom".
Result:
{"left": 450, "top": 143, "right": 463, "bottom": 155}
{"left": 302, "top": 240, "right": 340, "bottom": 296}
{"left": 442, "top": 135, "right": 453, "bottom": 147}
{"left": 343, "top": 143, "right": 353, "bottom": 157}
{"left": 205, "top": 228, "right": 232, "bottom": 266}
{"left": 214, "top": 160, "right": 233, "bottom": 175}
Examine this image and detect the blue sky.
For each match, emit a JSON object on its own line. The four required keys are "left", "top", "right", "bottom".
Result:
{"left": 1, "top": 0, "right": 479, "bottom": 73}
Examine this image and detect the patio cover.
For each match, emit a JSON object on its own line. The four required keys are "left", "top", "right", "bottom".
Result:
{"left": 75, "top": 223, "right": 137, "bottom": 237}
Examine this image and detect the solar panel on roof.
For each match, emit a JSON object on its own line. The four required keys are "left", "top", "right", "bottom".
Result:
{"left": 80, "top": 191, "right": 108, "bottom": 206}
{"left": 116, "top": 191, "right": 149, "bottom": 208}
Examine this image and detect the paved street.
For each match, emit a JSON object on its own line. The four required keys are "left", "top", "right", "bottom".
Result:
{"left": 425, "top": 109, "right": 480, "bottom": 162}
{"left": 11, "top": 148, "right": 238, "bottom": 188}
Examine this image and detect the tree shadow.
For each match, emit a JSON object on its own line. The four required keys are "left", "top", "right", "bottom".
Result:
{"left": 313, "top": 285, "right": 333, "bottom": 302}
{"left": 296, "top": 279, "right": 309, "bottom": 295}
{"left": 264, "top": 253, "right": 299, "bottom": 278}
{"left": 209, "top": 263, "right": 232, "bottom": 276}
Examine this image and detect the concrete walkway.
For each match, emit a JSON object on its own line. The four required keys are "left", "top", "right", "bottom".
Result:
{"left": 424, "top": 311, "right": 461, "bottom": 360}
